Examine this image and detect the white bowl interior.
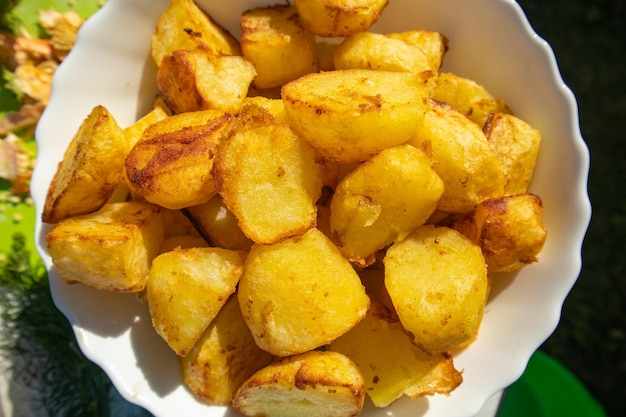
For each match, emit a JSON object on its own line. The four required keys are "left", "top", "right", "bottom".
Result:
{"left": 31, "top": 0, "right": 591, "bottom": 416}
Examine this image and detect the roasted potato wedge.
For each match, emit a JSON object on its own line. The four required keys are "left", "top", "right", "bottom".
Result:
{"left": 444, "top": 193, "right": 547, "bottom": 273}
{"left": 384, "top": 225, "right": 489, "bottom": 353}
{"left": 330, "top": 144, "right": 444, "bottom": 266}
{"left": 156, "top": 49, "right": 255, "bottom": 115}
{"left": 42, "top": 105, "right": 127, "bottom": 224}
{"left": 330, "top": 301, "right": 462, "bottom": 407}
{"left": 125, "top": 110, "right": 234, "bottom": 210}
{"left": 432, "top": 72, "right": 511, "bottom": 127}
{"left": 213, "top": 112, "right": 323, "bottom": 244}
{"left": 147, "top": 247, "right": 245, "bottom": 356}
{"left": 334, "top": 31, "right": 434, "bottom": 75}
{"left": 483, "top": 112, "right": 542, "bottom": 195}
{"left": 282, "top": 69, "right": 430, "bottom": 163}
{"left": 151, "top": 0, "right": 240, "bottom": 67}
{"left": 241, "top": 96, "right": 289, "bottom": 124}
{"left": 182, "top": 194, "right": 254, "bottom": 251}
{"left": 233, "top": 350, "right": 365, "bottom": 417}
{"left": 408, "top": 99, "right": 505, "bottom": 213}
{"left": 241, "top": 5, "right": 318, "bottom": 89}
{"left": 294, "top": 0, "right": 388, "bottom": 37}
{"left": 181, "top": 295, "right": 275, "bottom": 405}
{"left": 238, "top": 228, "right": 370, "bottom": 356}
{"left": 386, "top": 29, "right": 448, "bottom": 72}
{"left": 46, "top": 202, "right": 165, "bottom": 292}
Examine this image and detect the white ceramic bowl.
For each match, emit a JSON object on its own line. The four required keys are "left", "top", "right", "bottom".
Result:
{"left": 31, "top": 0, "right": 591, "bottom": 416}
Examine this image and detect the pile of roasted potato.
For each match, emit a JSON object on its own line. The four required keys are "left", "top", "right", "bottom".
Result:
{"left": 42, "top": 0, "right": 547, "bottom": 415}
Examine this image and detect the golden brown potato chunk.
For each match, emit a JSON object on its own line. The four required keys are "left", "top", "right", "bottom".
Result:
{"left": 334, "top": 31, "right": 434, "bottom": 75}
{"left": 241, "top": 5, "right": 318, "bottom": 89}
{"left": 156, "top": 49, "right": 256, "bottom": 115}
{"left": 213, "top": 115, "right": 323, "bottom": 244}
{"left": 241, "top": 96, "right": 289, "bottom": 124}
{"left": 43, "top": 105, "right": 127, "bottom": 224}
{"left": 386, "top": 30, "right": 448, "bottom": 72}
{"left": 483, "top": 112, "right": 542, "bottom": 195}
{"left": 294, "top": 0, "right": 389, "bottom": 37}
{"left": 125, "top": 110, "right": 234, "bottom": 210}
{"left": 46, "top": 202, "right": 165, "bottom": 292}
{"left": 407, "top": 99, "right": 505, "bottom": 213}
{"left": 330, "top": 144, "right": 444, "bottom": 266}
{"left": 147, "top": 247, "right": 245, "bottom": 356}
{"left": 330, "top": 301, "right": 462, "bottom": 407}
{"left": 384, "top": 225, "right": 489, "bottom": 353}
{"left": 181, "top": 295, "right": 275, "bottom": 405}
{"left": 182, "top": 194, "right": 254, "bottom": 251}
{"left": 238, "top": 228, "right": 370, "bottom": 356}
{"left": 233, "top": 350, "right": 365, "bottom": 417}
{"left": 445, "top": 193, "right": 547, "bottom": 273}
{"left": 151, "top": 0, "right": 240, "bottom": 67}
{"left": 432, "top": 72, "right": 511, "bottom": 127}
{"left": 282, "top": 69, "right": 430, "bottom": 163}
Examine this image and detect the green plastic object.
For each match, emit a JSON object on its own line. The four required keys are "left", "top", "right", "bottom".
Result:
{"left": 498, "top": 350, "right": 607, "bottom": 417}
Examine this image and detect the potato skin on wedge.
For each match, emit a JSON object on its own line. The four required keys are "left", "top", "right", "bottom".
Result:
{"left": 233, "top": 350, "right": 365, "bottom": 417}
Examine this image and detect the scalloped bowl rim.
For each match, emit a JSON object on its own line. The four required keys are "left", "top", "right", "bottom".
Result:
{"left": 31, "top": 0, "right": 591, "bottom": 416}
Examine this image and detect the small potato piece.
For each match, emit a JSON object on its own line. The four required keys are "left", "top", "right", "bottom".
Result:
{"left": 159, "top": 234, "right": 209, "bottom": 253}
{"left": 241, "top": 5, "right": 318, "bottom": 89}
{"left": 386, "top": 30, "right": 448, "bottom": 72}
{"left": 334, "top": 32, "right": 434, "bottom": 75}
{"left": 407, "top": 100, "right": 505, "bottom": 213}
{"left": 213, "top": 119, "right": 323, "bottom": 244}
{"left": 238, "top": 228, "right": 370, "bottom": 356}
{"left": 147, "top": 247, "right": 245, "bottom": 356}
{"left": 330, "top": 144, "right": 444, "bottom": 266}
{"left": 157, "top": 50, "right": 256, "bottom": 115}
{"left": 384, "top": 225, "right": 489, "bottom": 353}
{"left": 483, "top": 112, "right": 542, "bottom": 195}
{"left": 294, "top": 0, "right": 388, "bottom": 37}
{"left": 125, "top": 110, "right": 234, "bottom": 210}
{"left": 432, "top": 72, "right": 511, "bottom": 127}
{"left": 151, "top": 0, "right": 240, "bottom": 67}
{"left": 46, "top": 202, "right": 165, "bottom": 292}
{"left": 183, "top": 194, "right": 254, "bottom": 251}
{"left": 282, "top": 69, "right": 430, "bottom": 163}
{"left": 123, "top": 105, "right": 170, "bottom": 150}
{"left": 233, "top": 350, "right": 365, "bottom": 417}
{"left": 43, "top": 105, "right": 126, "bottom": 224}
{"left": 182, "top": 295, "right": 275, "bottom": 405}
{"left": 241, "top": 96, "right": 289, "bottom": 124}
{"left": 446, "top": 194, "right": 547, "bottom": 273}
{"left": 330, "top": 301, "right": 462, "bottom": 407}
